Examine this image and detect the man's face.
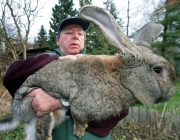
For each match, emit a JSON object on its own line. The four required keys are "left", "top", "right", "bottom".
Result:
{"left": 56, "top": 24, "right": 85, "bottom": 55}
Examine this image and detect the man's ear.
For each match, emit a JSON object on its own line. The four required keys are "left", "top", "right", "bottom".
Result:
{"left": 56, "top": 35, "right": 59, "bottom": 45}
{"left": 84, "top": 32, "right": 87, "bottom": 40}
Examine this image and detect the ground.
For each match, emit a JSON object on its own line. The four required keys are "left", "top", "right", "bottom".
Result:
{"left": 0, "top": 83, "right": 12, "bottom": 118}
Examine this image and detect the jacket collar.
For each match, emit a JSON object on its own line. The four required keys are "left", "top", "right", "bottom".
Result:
{"left": 54, "top": 47, "right": 86, "bottom": 56}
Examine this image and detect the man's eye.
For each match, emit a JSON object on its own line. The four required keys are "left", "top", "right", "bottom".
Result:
{"left": 78, "top": 33, "right": 83, "bottom": 35}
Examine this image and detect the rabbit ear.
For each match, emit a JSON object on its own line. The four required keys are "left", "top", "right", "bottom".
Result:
{"left": 133, "top": 21, "right": 164, "bottom": 49}
{"left": 79, "top": 5, "right": 140, "bottom": 57}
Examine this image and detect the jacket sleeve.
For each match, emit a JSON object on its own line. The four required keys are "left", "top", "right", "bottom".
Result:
{"left": 86, "top": 108, "right": 129, "bottom": 137}
{"left": 3, "top": 54, "right": 59, "bottom": 97}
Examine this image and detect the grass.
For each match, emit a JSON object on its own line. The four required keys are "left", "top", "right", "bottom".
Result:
{"left": 0, "top": 125, "right": 24, "bottom": 140}
{"left": 112, "top": 121, "right": 179, "bottom": 140}
{"left": 176, "top": 80, "right": 180, "bottom": 87}
{"left": 0, "top": 114, "right": 24, "bottom": 140}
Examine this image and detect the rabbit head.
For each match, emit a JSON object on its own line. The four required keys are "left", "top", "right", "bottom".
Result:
{"left": 79, "top": 5, "right": 176, "bottom": 105}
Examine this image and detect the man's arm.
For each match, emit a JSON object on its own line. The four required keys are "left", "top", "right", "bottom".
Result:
{"left": 3, "top": 54, "right": 61, "bottom": 117}
{"left": 3, "top": 54, "right": 59, "bottom": 97}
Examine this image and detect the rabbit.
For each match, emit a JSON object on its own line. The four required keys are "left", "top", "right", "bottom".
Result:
{"left": 0, "top": 5, "right": 176, "bottom": 140}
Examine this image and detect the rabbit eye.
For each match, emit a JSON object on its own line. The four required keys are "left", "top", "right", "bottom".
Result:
{"left": 153, "top": 67, "right": 162, "bottom": 74}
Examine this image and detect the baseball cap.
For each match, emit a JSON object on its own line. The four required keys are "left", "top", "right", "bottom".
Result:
{"left": 57, "top": 17, "right": 90, "bottom": 33}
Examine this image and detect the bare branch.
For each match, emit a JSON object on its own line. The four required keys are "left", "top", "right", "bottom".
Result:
{"left": 0, "top": 0, "right": 44, "bottom": 60}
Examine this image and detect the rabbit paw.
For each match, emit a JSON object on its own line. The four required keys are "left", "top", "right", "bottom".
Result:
{"left": 74, "top": 130, "right": 85, "bottom": 138}
{"left": 73, "top": 123, "right": 88, "bottom": 137}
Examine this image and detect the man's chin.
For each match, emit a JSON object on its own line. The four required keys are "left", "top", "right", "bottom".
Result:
{"left": 69, "top": 50, "right": 81, "bottom": 55}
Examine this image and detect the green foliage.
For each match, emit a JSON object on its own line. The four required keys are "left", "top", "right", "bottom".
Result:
{"left": 36, "top": 25, "right": 48, "bottom": 47}
{"left": 79, "top": 0, "right": 92, "bottom": 6}
{"left": 48, "top": 0, "right": 78, "bottom": 49}
{"left": 85, "top": 24, "right": 116, "bottom": 55}
{"left": 0, "top": 125, "right": 24, "bottom": 140}
{"left": 176, "top": 80, "right": 180, "bottom": 87}
{"left": 157, "top": 3, "right": 180, "bottom": 57}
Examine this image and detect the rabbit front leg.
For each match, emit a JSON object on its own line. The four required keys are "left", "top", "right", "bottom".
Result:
{"left": 71, "top": 107, "right": 88, "bottom": 137}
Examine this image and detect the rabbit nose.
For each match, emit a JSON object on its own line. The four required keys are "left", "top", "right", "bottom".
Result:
{"left": 154, "top": 97, "right": 163, "bottom": 103}
{"left": 154, "top": 93, "right": 173, "bottom": 103}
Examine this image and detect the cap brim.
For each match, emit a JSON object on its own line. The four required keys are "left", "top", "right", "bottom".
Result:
{"left": 59, "top": 17, "right": 90, "bottom": 31}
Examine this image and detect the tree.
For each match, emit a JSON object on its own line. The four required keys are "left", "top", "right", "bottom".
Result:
{"left": 126, "top": 0, "right": 130, "bottom": 36}
{"left": 151, "top": 0, "right": 180, "bottom": 76}
{"left": 0, "top": 24, "right": 5, "bottom": 54}
{"left": 48, "top": 0, "right": 78, "bottom": 49}
{"left": 79, "top": 0, "right": 92, "bottom": 5}
{"left": 161, "top": 1, "right": 180, "bottom": 56}
{"left": 36, "top": 25, "right": 48, "bottom": 48}
{"left": 151, "top": 0, "right": 180, "bottom": 56}
{"left": 0, "top": 0, "right": 43, "bottom": 60}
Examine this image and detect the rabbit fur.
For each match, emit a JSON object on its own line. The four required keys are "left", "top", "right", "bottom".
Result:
{"left": 0, "top": 5, "right": 176, "bottom": 140}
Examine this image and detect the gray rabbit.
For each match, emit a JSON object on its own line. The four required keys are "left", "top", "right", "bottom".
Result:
{"left": 0, "top": 5, "right": 176, "bottom": 140}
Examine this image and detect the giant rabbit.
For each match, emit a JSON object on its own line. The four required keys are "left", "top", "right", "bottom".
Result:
{"left": 0, "top": 5, "right": 176, "bottom": 140}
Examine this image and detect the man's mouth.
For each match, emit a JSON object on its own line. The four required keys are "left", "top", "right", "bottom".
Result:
{"left": 70, "top": 43, "right": 79, "bottom": 48}
{"left": 71, "top": 43, "right": 78, "bottom": 45}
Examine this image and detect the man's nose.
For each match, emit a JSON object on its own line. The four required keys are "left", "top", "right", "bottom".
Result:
{"left": 73, "top": 32, "right": 78, "bottom": 39}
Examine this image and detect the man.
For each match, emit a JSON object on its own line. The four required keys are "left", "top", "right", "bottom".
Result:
{"left": 3, "top": 17, "right": 129, "bottom": 140}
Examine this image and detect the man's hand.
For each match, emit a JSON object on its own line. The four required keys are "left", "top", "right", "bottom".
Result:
{"left": 25, "top": 88, "right": 62, "bottom": 117}
{"left": 58, "top": 54, "right": 83, "bottom": 60}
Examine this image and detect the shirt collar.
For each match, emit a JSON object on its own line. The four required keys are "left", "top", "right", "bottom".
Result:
{"left": 54, "top": 47, "right": 86, "bottom": 56}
